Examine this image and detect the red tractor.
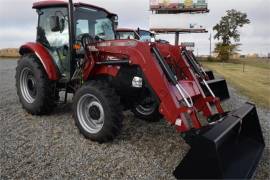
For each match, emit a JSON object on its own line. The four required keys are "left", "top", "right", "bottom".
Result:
{"left": 16, "top": 0, "right": 264, "bottom": 178}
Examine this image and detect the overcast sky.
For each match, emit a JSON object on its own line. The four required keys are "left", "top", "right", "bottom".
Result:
{"left": 0, "top": 0, "right": 269, "bottom": 55}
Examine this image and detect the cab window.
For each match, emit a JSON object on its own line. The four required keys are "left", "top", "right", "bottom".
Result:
{"left": 37, "top": 7, "right": 70, "bottom": 79}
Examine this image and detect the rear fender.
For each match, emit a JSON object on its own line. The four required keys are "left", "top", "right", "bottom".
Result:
{"left": 19, "top": 42, "right": 59, "bottom": 80}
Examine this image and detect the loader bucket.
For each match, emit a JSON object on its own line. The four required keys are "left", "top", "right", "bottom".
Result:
{"left": 174, "top": 103, "right": 265, "bottom": 179}
{"left": 205, "top": 70, "right": 215, "bottom": 80}
{"left": 204, "top": 79, "right": 230, "bottom": 101}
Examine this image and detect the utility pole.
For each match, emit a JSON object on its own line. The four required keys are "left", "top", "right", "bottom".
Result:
{"left": 175, "top": 32, "right": 179, "bottom": 46}
{"left": 209, "top": 33, "right": 212, "bottom": 57}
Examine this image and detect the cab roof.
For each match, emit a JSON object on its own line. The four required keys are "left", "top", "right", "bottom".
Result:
{"left": 33, "top": 0, "right": 116, "bottom": 16}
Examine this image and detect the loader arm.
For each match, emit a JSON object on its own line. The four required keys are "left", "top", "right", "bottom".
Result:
{"left": 96, "top": 41, "right": 195, "bottom": 131}
{"left": 94, "top": 40, "right": 227, "bottom": 132}
{"left": 94, "top": 42, "right": 264, "bottom": 179}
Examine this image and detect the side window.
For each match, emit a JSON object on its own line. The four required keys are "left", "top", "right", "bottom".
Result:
{"left": 95, "top": 19, "right": 114, "bottom": 40}
{"left": 37, "top": 7, "right": 70, "bottom": 78}
{"left": 37, "top": 7, "right": 69, "bottom": 48}
{"left": 118, "top": 32, "right": 136, "bottom": 40}
{"left": 139, "top": 31, "right": 152, "bottom": 42}
{"left": 76, "top": 20, "right": 89, "bottom": 36}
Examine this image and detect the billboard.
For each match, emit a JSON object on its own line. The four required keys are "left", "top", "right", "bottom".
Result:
{"left": 150, "top": 0, "right": 208, "bottom": 10}
{"left": 149, "top": 14, "right": 207, "bottom": 30}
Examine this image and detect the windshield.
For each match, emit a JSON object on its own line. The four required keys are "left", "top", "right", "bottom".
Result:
{"left": 138, "top": 30, "right": 155, "bottom": 42}
{"left": 75, "top": 7, "right": 115, "bottom": 40}
{"left": 117, "top": 31, "right": 137, "bottom": 40}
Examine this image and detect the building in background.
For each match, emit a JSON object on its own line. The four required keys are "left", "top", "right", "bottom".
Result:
{"left": 0, "top": 48, "right": 19, "bottom": 58}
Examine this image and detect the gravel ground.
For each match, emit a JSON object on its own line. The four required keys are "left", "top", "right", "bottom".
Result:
{"left": 0, "top": 59, "right": 269, "bottom": 179}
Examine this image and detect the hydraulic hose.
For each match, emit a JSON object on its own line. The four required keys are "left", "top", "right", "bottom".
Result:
{"left": 151, "top": 47, "right": 193, "bottom": 107}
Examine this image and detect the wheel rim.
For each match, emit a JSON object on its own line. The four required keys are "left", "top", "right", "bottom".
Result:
{"left": 135, "top": 103, "right": 156, "bottom": 116}
{"left": 77, "top": 94, "right": 105, "bottom": 134}
{"left": 20, "top": 67, "right": 37, "bottom": 103}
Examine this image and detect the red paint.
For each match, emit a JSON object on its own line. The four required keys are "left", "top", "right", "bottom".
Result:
{"left": 32, "top": 0, "right": 67, "bottom": 9}
{"left": 20, "top": 38, "right": 225, "bottom": 132}
{"left": 91, "top": 40, "right": 225, "bottom": 132}
{"left": 19, "top": 42, "right": 59, "bottom": 80}
{"left": 94, "top": 40, "right": 200, "bottom": 131}
{"left": 21, "top": 34, "right": 223, "bottom": 133}
{"left": 32, "top": 1, "right": 117, "bottom": 16}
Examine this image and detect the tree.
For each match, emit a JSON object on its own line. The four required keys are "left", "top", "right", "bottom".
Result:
{"left": 213, "top": 9, "right": 250, "bottom": 61}
{"left": 214, "top": 43, "right": 241, "bottom": 61}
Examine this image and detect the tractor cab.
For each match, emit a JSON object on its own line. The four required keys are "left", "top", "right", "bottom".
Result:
{"left": 116, "top": 28, "right": 140, "bottom": 40}
{"left": 33, "top": 1, "right": 118, "bottom": 80}
{"left": 137, "top": 29, "right": 156, "bottom": 42}
{"left": 116, "top": 28, "right": 156, "bottom": 42}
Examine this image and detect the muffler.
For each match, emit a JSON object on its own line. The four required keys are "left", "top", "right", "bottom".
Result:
{"left": 203, "top": 79, "right": 230, "bottom": 101}
{"left": 174, "top": 102, "right": 265, "bottom": 179}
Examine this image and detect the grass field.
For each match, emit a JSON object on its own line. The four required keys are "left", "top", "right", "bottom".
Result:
{"left": 202, "top": 59, "right": 270, "bottom": 108}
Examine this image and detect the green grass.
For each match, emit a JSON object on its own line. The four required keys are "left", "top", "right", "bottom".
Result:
{"left": 202, "top": 60, "right": 270, "bottom": 109}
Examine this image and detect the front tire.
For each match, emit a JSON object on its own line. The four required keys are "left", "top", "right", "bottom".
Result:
{"left": 73, "top": 81, "right": 123, "bottom": 143}
{"left": 15, "top": 54, "right": 57, "bottom": 115}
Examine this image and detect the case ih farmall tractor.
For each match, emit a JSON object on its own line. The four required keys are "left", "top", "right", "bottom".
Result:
{"left": 16, "top": 0, "right": 264, "bottom": 178}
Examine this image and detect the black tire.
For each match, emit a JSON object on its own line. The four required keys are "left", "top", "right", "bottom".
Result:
{"left": 132, "top": 89, "right": 161, "bottom": 122}
{"left": 73, "top": 80, "right": 123, "bottom": 143}
{"left": 132, "top": 103, "right": 161, "bottom": 122}
{"left": 15, "top": 54, "right": 57, "bottom": 115}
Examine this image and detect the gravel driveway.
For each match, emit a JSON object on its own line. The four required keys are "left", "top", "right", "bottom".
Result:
{"left": 0, "top": 59, "right": 269, "bottom": 179}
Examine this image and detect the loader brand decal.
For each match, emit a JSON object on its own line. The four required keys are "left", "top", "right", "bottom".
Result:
{"left": 98, "top": 41, "right": 138, "bottom": 47}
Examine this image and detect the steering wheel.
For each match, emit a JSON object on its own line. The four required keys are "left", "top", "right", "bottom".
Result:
{"left": 81, "top": 34, "right": 95, "bottom": 50}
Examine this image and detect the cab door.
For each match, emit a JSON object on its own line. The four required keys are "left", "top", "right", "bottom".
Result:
{"left": 37, "top": 7, "right": 70, "bottom": 80}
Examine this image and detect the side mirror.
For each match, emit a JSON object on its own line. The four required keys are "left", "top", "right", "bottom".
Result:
{"left": 50, "top": 16, "right": 64, "bottom": 32}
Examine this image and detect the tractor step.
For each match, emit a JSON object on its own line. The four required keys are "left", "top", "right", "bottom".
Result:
{"left": 174, "top": 102, "right": 265, "bottom": 179}
{"left": 203, "top": 79, "right": 230, "bottom": 101}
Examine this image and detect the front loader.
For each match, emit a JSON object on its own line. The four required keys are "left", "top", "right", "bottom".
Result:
{"left": 117, "top": 28, "right": 230, "bottom": 101}
{"left": 16, "top": 0, "right": 264, "bottom": 179}
{"left": 184, "top": 49, "right": 230, "bottom": 101}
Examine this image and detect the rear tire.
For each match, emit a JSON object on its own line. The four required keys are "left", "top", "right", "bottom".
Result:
{"left": 132, "top": 88, "right": 161, "bottom": 122}
{"left": 15, "top": 54, "right": 57, "bottom": 115}
{"left": 73, "top": 80, "right": 123, "bottom": 143}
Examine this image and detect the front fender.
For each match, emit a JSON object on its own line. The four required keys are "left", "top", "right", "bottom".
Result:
{"left": 19, "top": 42, "right": 59, "bottom": 80}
